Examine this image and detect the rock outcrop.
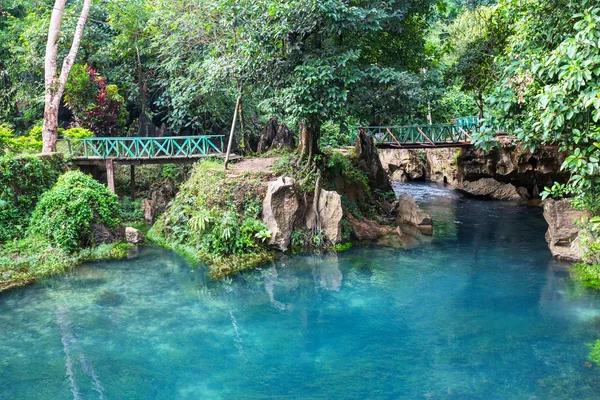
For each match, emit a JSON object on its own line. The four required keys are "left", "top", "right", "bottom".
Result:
{"left": 378, "top": 138, "right": 568, "bottom": 197}
{"left": 141, "top": 181, "right": 177, "bottom": 223}
{"left": 457, "top": 178, "right": 529, "bottom": 201}
{"left": 262, "top": 177, "right": 299, "bottom": 251}
{"left": 543, "top": 199, "right": 589, "bottom": 262}
{"left": 392, "top": 194, "right": 433, "bottom": 235}
{"left": 355, "top": 129, "right": 392, "bottom": 191}
{"left": 257, "top": 118, "right": 295, "bottom": 153}
{"left": 426, "top": 148, "right": 461, "bottom": 185}
{"left": 311, "top": 190, "right": 343, "bottom": 244}
{"left": 125, "top": 227, "right": 144, "bottom": 245}
{"left": 379, "top": 149, "right": 427, "bottom": 181}
{"left": 92, "top": 224, "right": 124, "bottom": 245}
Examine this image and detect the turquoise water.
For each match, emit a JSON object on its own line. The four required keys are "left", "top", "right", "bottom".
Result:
{"left": 2, "top": 183, "right": 600, "bottom": 399}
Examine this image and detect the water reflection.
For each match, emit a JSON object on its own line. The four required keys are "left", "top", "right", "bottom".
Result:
{"left": 2, "top": 183, "right": 600, "bottom": 399}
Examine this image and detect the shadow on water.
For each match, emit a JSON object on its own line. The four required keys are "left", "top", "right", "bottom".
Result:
{"left": 1, "top": 182, "right": 600, "bottom": 399}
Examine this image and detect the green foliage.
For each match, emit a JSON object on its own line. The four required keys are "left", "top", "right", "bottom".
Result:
{"left": 0, "top": 123, "right": 42, "bottom": 154}
{"left": 480, "top": 0, "right": 600, "bottom": 212}
{"left": 151, "top": 160, "right": 273, "bottom": 277}
{"left": 29, "top": 171, "right": 121, "bottom": 252}
{"left": 320, "top": 118, "right": 362, "bottom": 148}
{"left": 62, "top": 127, "right": 94, "bottom": 139}
{"left": 588, "top": 340, "right": 600, "bottom": 364}
{"left": 119, "top": 197, "right": 144, "bottom": 223}
{"left": 0, "top": 153, "right": 67, "bottom": 242}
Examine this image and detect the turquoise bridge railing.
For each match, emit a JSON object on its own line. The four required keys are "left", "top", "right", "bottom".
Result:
{"left": 359, "top": 116, "right": 479, "bottom": 148}
{"left": 62, "top": 135, "right": 225, "bottom": 159}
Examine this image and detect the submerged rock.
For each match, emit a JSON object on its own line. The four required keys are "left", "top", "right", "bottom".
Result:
{"left": 355, "top": 129, "right": 392, "bottom": 191}
{"left": 457, "top": 178, "right": 529, "bottom": 201}
{"left": 347, "top": 214, "right": 397, "bottom": 241}
{"left": 125, "top": 227, "right": 144, "bottom": 245}
{"left": 392, "top": 194, "right": 433, "bottom": 235}
{"left": 543, "top": 199, "right": 589, "bottom": 262}
{"left": 262, "top": 177, "right": 299, "bottom": 251}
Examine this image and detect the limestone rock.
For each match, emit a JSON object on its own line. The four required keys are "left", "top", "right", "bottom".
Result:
{"left": 392, "top": 194, "right": 433, "bottom": 235}
{"left": 257, "top": 118, "right": 279, "bottom": 153}
{"left": 92, "top": 224, "right": 124, "bottom": 245}
{"left": 379, "top": 149, "right": 426, "bottom": 181}
{"left": 426, "top": 148, "right": 462, "bottom": 185}
{"left": 390, "top": 169, "right": 408, "bottom": 183}
{"left": 307, "top": 190, "right": 343, "bottom": 243}
{"left": 262, "top": 177, "right": 299, "bottom": 251}
{"left": 355, "top": 129, "right": 392, "bottom": 191}
{"left": 458, "top": 142, "right": 568, "bottom": 195}
{"left": 272, "top": 124, "right": 296, "bottom": 150}
{"left": 257, "top": 118, "right": 295, "bottom": 153}
{"left": 125, "top": 227, "right": 144, "bottom": 245}
{"left": 142, "top": 199, "right": 155, "bottom": 223}
{"left": 141, "top": 181, "right": 177, "bottom": 223}
{"left": 543, "top": 199, "right": 589, "bottom": 262}
{"left": 457, "top": 178, "right": 529, "bottom": 201}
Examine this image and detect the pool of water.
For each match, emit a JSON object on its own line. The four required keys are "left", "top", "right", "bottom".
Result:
{"left": 2, "top": 182, "right": 600, "bottom": 399}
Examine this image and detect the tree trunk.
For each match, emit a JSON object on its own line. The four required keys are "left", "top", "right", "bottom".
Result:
{"left": 476, "top": 90, "right": 484, "bottom": 120}
{"left": 297, "top": 119, "right": 321, "bottom": 166}
{"left": 136, "top": 45, "right": 147, "bottom": 115}
{"left": 239, "top": 97, "right": 250, "bottom": 155}
{"left": 42, "top": 0, "right": 92, "bottom": 154}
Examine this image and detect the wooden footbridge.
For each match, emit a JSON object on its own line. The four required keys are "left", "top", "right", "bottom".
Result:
{"left": 361, "top": 116, "right": 479, "bottom": 149}
{"left": 60, "top": 135, "right": 225, "bottom": 195}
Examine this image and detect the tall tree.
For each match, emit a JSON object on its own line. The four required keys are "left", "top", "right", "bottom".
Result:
{"left": 41, "top": 0, "right": 92, "bottom": 153}
{"left": 218, "top": 0, "right": 435, "bottom": 165}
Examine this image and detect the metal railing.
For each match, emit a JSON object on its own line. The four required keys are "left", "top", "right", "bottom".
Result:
{"left": 60, "top": 135, "right": 225, "bottom": 159}
{"left": 359, "top": 117, "right": 479, "bottom": 147}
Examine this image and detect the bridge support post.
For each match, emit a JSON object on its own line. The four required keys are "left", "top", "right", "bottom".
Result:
{"left": 130, "top": 165, "right": 136, "bottom": 200}
{"left": 106, "top": 159, "right": 115, "bottom": 194}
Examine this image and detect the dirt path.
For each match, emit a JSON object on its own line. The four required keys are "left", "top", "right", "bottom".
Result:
{"left": 227, "top": 157, "right": 279, "bottom": 176}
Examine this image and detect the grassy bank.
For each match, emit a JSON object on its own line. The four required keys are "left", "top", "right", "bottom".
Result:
{"left": 149, "top": 159, "right": 275, "bottom": 278}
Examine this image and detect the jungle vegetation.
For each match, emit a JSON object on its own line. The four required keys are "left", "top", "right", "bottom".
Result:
{"left": 1, "top": 1, "right": 600, "bottom": 284}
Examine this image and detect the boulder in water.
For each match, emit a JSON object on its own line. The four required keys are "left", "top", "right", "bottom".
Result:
{"left": 392, "top": 194, "right": 433, "bottom": 235}
{"left": 262, "top": 177, "right": 299, "bottom": 251}
{"left": 306, "top": 189, "right": 344, "bottom": 243}
{"left": 125, "top": 227, "right": 144, "bottom": 245}
{"left": 543, "top": 199, "right": 589, "bottom": 262}
{"left": 457, "top": 178, "right": 529, "bottom": 201}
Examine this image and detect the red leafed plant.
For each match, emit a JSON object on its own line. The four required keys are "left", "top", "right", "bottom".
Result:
{"left": 64, "top": 64, "right": 129, "bottom": 136}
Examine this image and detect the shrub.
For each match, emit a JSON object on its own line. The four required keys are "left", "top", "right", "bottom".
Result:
{"left": 0, "top": 124, "right": 42, "bottom": 154}
{"left": 62, "top": 127, "right": 95, "bottom": 139}
{"left": 0, "top": 153, "right": 67, "bottom": 242}
{"left": 29, "top": 171, "right": 121, "bottom": 252}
